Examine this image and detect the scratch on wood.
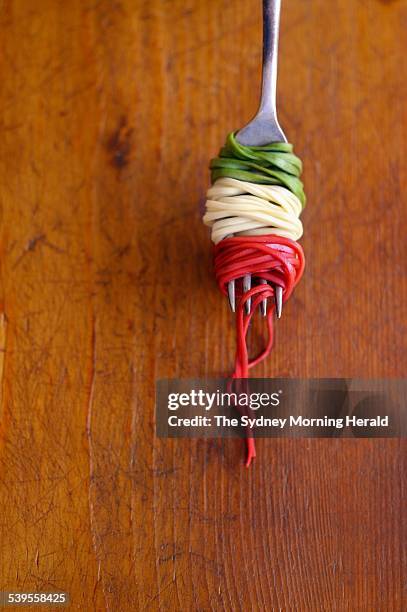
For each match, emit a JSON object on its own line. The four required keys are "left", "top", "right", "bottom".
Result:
{"left": 86, "top": 316, "right": 110, "bottom": 611}
{"left": 12, "top": 234, "right": 64, "bottom": 269}
{"left": 142, "top": 577, "right": 177, "bottom": 610}
{"left": 12, "top": 234, "right": 45, "bottom": 269}
{"left": 0, "top": 312, "right": 7, "bottom": 424}
{"left": 26, "top": 234, "right": 46, "bottom": 252}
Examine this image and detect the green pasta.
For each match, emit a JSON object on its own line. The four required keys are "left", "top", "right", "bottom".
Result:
{"left": 210, "top": 132, "right": 306, "bottom": 207}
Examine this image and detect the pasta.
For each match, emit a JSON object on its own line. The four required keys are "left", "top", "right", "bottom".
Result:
{"left": 204, "top": 178, "right": 303, "bottom": 244}
{"left": 204, "top": 131, "right": 305, "bottom": 244}
{"left": 203, "top": 131, "right": 306, "bottom": 466}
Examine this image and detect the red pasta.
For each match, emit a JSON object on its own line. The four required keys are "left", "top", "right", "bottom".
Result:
{"left": 214, "top": 235, "right": 305, "bottom": 466}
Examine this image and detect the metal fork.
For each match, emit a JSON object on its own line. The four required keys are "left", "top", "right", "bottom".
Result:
{"left": 228, "top": 0, "right": 286, "bottom": 318}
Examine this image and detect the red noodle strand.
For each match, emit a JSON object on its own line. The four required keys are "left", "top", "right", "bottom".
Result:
{"left": 214, "top": 235, "right": 305, "bottom": 466}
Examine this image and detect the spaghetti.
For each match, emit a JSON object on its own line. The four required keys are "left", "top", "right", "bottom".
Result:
{"left": 204, "top": 132, "right": 306, "bottom": 466}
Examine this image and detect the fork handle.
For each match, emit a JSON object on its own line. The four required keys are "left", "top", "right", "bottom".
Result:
{"left": 259, "top": 0, "right": 282, "bottom": 118}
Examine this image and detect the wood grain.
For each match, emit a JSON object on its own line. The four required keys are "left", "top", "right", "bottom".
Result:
{"left": 0, "top": 0, "right": 406, "bottom": 609}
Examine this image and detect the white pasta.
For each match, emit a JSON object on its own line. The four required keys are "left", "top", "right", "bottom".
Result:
{"left": 203, "top": 177, "right": 303, "bottom": 245}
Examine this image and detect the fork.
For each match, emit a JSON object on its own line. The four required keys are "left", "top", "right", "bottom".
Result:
{"left": 228, "top": 0, "right": 286, "bottom": 318}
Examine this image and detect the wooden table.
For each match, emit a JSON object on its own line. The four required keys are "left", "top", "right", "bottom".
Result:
{"left": 0, "top": 0, "right": 405, "bottom": 609}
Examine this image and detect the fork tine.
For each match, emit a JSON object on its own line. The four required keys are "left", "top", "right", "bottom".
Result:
{"left": 225, "top": 233, "right": 236, "bottom": 314}
{"left": 243, "top": 274, "right": 251, "bottom": 314}
{"left": 275, "top": 284, "right": 283, "bottom": 318}
{"left": 228, "top": 280, "right": 236, "bottom": 313}
{"left": 259, "top": 279, "right": 268, "bottom": 317}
